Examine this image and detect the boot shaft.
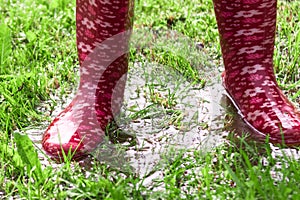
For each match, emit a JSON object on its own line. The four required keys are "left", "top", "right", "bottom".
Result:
{"left": 75, "top": 0, "right": 134, "bottom": 128}
{"left": 75, "top": 0, "right": 134, "bottom": 91}
{"left": 213, "top": 0, "right": 277, "bottom": 73}
{"left": 76, "top": 0, "right": 134, "bottom": 65}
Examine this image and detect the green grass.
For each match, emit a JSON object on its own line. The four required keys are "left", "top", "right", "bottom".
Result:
{"left": 1, "top": 0, "right": 300, "bottom": 199}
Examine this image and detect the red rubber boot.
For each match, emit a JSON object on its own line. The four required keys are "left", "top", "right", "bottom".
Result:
{"left": 213, "top": 0, "right": 300, "bottom": 145}
{"left": 42, "top": 0, "right": 134, "bottom": 161}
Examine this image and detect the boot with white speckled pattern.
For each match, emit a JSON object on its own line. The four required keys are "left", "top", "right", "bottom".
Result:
{"left": 42, "top": 0, "right": 134, "bottom": 161}
{"left": 213, "top": 0, "right": 300, "bottom": 145}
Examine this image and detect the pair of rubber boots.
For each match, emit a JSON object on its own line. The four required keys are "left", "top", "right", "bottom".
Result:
{"left": 42, "top": 0, "right": 300, "bottom": 161}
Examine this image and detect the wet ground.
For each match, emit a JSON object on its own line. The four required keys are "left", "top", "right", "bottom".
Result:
{"left": 25, "top": 60, "right": 228, "bottom": 173}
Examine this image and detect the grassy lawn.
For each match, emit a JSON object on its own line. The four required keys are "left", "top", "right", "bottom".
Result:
{"left": 1, "top": 0, "right": 300, "bottom": 199}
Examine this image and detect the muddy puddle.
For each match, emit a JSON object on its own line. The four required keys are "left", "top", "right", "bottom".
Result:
{"left": 101, "top": 61, "right": 228, "bottom": 175}
{"left": 20, "top": 29, "right": 300, "bottom": 186}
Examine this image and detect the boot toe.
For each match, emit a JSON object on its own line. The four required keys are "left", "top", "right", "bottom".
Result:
{"left": 42, "top": 128, "right": 87, "bottom": 162}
